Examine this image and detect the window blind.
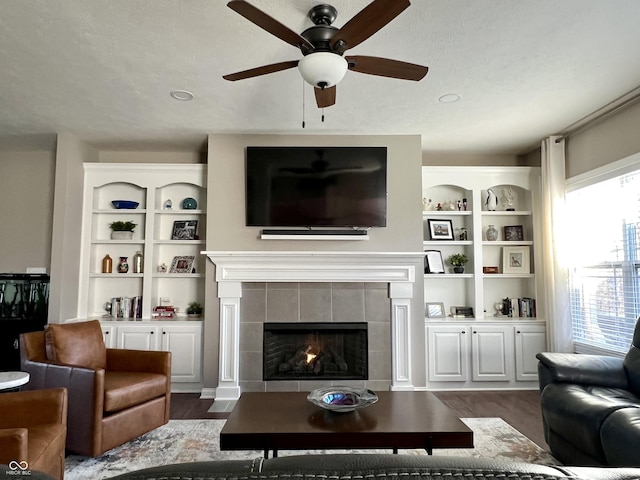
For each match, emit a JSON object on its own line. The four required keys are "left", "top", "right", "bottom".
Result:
{"left": 566, "top": 169, "right": 640, "bottom": 355}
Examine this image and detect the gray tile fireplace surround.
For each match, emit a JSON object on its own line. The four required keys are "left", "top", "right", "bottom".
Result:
{"left": 238, "top": 282, "right": 392, "bottom": 393}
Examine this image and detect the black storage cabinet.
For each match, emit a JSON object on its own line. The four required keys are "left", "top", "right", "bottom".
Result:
{"left": 0, "top": 273, "right": 50, "bottom": 370}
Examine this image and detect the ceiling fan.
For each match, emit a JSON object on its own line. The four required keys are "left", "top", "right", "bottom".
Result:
{"left": 223, "top": 0, "right": 428, "bottom": 108}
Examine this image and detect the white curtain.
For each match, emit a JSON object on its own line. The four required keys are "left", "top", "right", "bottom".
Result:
{"left": 540, "top": 136, "right": 573, "bottom": 352}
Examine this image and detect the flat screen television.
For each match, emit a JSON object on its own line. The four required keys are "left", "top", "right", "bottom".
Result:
{"left": 246, "top": 146, "right": 387, "bottom": 228}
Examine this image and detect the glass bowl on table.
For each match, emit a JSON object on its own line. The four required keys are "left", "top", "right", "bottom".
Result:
{"left": 307, "top": 386, "right": 378, "bottom": 413}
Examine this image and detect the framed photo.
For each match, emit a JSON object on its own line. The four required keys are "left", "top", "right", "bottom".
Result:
{"left": 427, "top": 219, "right": 454, "bottom": 240}
{"left": 172, "top": 220, "right": 198, "bottom": 240}
{"left": 424, "top": 250, "right": 445, "bottom": 274}
{"left": 426, "top": 302, "right": 446, "bottom": 318}
{"left": 502, "top": 246, "right": 530, "bottom": 274}
{"left": 504, "top": 225, "right": 524, "bottom": 242}
{"left": 451, "top": 306, "right": 474, "bottom": 318}
{"left": 170, "top": 255, "right": 195, "bottom": 273}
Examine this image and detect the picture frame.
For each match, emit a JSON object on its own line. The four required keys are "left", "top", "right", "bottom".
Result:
{"left": 450, "top": 306, "right": 474, "bottom": 318}
{"left": 503, "top": 225, "right": 524, "bottom": 242}
{"left": 172, "top": 220, "right": 198, "bottom": 240}
{"left": 427, "top": 219, "right": 454, "bottom": 240}
{"left": 502, "top": 246, "right": 530, "bottom": 274}
{"left": 424, "top": 250, "right": 445, "bottom": 274}
{"left": 169, "top": 255, "right": 195, "bottom": 273}
{"left": 426, "top": 302, "right": 446, "bottom": 318}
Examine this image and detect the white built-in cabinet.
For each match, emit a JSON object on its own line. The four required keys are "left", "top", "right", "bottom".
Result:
{"left": 422, "top": 167, "right": 547, "bottom": 388}
{"left": 514, "top": 324, "right": 548, "bottom": 381}
{"left": 101, "top": 320, "right": 202, "bottom": 390}
{"left": 426, "top": 322, "right": 546, "bottom": 388}
{"left": 78, "top": 164, "right": 207, "bottom": 320}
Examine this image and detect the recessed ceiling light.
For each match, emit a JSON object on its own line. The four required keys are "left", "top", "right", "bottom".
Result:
{"left": 439, "top": 93, "right": 462, "bottom": 104}
{"left": 170, "top": 90, "right": 194, "bottom": 101}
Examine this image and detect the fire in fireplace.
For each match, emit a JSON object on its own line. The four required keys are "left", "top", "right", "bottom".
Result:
{"left": 263, "top": 322, "right": 368, "bottom": 381}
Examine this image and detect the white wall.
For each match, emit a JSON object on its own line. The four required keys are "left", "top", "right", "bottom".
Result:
{"left": 0, "top": 150, "right": 55, "bottom": 272}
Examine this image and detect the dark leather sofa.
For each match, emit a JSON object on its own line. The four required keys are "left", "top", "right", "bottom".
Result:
{"left": 537, "top": 318, "right": 640, "bottom": 467}
{"left": 8, "top": 454, "right": 640, "bottom": 480}
{"left": 93, "top": 454, "right": 640, "bottom": 480}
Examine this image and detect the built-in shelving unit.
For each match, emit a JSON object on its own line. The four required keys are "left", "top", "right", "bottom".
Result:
{"left": 421, "top": 166, "right": 546, "bottom": 389}
{"left": 422, "top": 166, "right": 543, "bottom": 320}
{"left": 78, "top": 164, "right": 207, "bottom": 320}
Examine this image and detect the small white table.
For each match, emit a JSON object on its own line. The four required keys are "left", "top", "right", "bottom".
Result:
{"left": 0, "top": 371, "right": 30, "bottom": 391}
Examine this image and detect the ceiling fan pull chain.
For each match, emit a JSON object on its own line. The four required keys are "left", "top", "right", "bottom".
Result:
{"left": 302, "top": 80, "right": 306, "bottom": 128}
{"left": 322, "top": 108, "right": 325, "bottom": 123}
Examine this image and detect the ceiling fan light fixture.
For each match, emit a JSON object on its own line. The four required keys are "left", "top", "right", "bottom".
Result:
{"left": 298, "top": 52, "right": 348, "bottom": 89}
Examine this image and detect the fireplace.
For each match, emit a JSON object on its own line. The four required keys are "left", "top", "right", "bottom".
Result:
{"left": 204, "top": 251, "right": 423, "bottom": 400}
{"left": 263, "top": 322, "right": 368, "bottom": 381}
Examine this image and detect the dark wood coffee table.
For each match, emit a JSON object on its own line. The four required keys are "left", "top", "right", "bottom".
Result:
{"left": 220, "top": 391, "right": 473, "bottom": 458}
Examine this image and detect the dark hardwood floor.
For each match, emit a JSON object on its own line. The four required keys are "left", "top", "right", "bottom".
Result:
{"left": 170, "top": 389, "right": 547, "bottom": 451}
{"left": 170, "top": 393, "right": 228, "bottom": 420}
{"left": 431, "top": 390, "right": 547, "bottom": 449}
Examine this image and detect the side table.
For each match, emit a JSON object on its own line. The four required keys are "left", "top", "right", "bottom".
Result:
{"left": 0, "top": 371, "right": 30, "bottom": 391}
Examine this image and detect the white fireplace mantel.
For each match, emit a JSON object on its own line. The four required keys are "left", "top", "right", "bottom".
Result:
{"left": 203, "top": 251, "right": 424, "bottom": 400}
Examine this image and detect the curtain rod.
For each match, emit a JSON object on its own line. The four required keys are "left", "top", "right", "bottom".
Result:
{"left": 555, "top": 85, "right": 640, "bottom": 143}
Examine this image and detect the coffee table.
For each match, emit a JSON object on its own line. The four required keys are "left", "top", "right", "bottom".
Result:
{"left": 220, "top": 391, "right": 473, "bottom": 458}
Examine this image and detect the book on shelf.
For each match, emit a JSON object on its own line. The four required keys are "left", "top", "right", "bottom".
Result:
{"left": 152, "top": 305, "right": 175, "bottom": 318}
{"left": 510, "top": 297, "right": 536, "bottom": 318}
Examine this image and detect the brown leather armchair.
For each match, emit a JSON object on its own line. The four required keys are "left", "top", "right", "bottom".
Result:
{"left": 20, "top": 319, "right": 171, "bottom": 457}
{"left": 0, "top": 387, "right": 67, "bottom": 480}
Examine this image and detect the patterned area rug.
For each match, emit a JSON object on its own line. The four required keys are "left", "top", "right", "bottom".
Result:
{"left": 65, "top": 418, "right": 558, "bottom": 479}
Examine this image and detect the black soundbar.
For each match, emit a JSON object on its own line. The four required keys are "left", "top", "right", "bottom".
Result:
{"left": 262, "top": 229, "right": 368, "bottom": 236}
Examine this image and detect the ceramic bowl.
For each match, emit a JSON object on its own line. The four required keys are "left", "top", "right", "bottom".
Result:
{"left": 112, "top": 200, "right": 139, "bottom": 209}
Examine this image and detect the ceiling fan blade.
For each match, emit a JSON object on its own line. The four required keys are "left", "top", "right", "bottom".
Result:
{"left": 223, "top": 60, "right": 299, "bottom": 81}
{"left": 227, "top": 1, "right": 314, "bottom": 51}
{"left": 330, "top": 0, "right": 410, "bottom": 53}
{"left": 314, "top": 86, "right": 336, "bottom": 108}
{"left": 346, "top": 56, "right": 428, "bottom": 81}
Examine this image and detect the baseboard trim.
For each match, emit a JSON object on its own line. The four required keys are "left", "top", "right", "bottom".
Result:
{"left": 200, "top": 388, "right": 216, "bottom": 399}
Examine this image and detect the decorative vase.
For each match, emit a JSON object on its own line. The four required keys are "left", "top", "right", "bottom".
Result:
{"left": 101, "top": 254, "right": 113, "bottom": 273}
{"left": 133, "top": 251, "right": 144, "bottom": 273}
{"left": 111, "top": 230, "right": 133, "bottom": 240}
{"left": 486, "top": 224, "right": 498, "bottom": 241}
{"left": 118, "top": 256, "right": 129, "bottom": 273}
{"left": 453, "top": 266, "right": 464, "bottom": 274}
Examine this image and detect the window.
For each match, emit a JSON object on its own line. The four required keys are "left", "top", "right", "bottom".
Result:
{"left": 566, "top": 166, "right": 640, "bottom": 355}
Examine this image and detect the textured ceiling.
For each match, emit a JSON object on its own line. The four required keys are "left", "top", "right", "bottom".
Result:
{"left": 1, "top": 0, "right": 640, "bottom": 154}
